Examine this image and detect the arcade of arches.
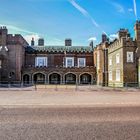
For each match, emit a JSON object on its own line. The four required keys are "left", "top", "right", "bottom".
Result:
{"left": 22, "top": 73, "right": 95, "bottom": 85}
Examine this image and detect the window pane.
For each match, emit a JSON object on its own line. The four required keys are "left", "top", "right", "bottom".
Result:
{"left": 78, "top": 58, "right": 86, "bottom": 67}
{"left": 66, "top": 57, "right": 74, "bottom": 67}
{"left": 116, "top": 54, "right": 120, "bottom": 64}
{"left": 116, "top": 70, "right": 120, "bottom": 81}
{"left": 127, "top": 52, "right": 133, "bottom": 63}
{"left": 109, "top": 71, "right": 112, "bottom": 81}
{"left": 35, "top": 57, "right": 47, "bottom": 67}
{"left": 109, "top": 58, "right": 112, "bottom": 66}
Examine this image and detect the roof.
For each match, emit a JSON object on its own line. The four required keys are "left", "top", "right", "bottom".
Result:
{"left": 26, "top": 46, "right": 93, "bottom": 53}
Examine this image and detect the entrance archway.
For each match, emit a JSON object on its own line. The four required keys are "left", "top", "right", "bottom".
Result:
{"left": 33, "top": 73, "right": 45, "bottom": 84}
{"left": 80, "top": 73, "right": 92, "bottom": 84}
{"left": 65, "top": 73, "right": 76, "bottom": 84}
{"left": 49, "top": 73, "right": 61, "bottom": 84}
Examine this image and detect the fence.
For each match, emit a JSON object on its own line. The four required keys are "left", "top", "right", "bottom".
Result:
{"left": 0, "top": 81, "right": 139, "bottom": 91}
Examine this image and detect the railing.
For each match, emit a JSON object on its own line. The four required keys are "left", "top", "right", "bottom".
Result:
{"left": 0, "top": 81, "right": 139, "bottom": 91}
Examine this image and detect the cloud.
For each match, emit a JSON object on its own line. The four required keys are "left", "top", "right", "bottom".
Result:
{"left": 24, "top": 34, "right": 40, "bottom": 45}
{"left": 105, "top": 0, "right": 125, "bottom": 13}
{"left": 69, "top": 0, "right": 99, "bottom": 27}
{"left": 88, "top": 37, "right": 97, "bottom": 42}
{"left": 109, "top": 33, "right": 118, "bottom": 41}
{"left": 112, "top": 2, "right": 125, "bottom": 13}
{"left": 133, "top": 0, "right": 137, "bottom": 19}
{"left": 69, "top": 0, "right": 88, "bottom": 17}
{"left": 128, "top": 8, "right": 133, "bottom": 12}
{"left": 0, "top": 24, "right": 36, "bottom": 34}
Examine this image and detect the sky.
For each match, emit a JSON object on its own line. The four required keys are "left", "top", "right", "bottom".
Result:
{"left": 0, "top": 0, "right": 140, "bottom": 46}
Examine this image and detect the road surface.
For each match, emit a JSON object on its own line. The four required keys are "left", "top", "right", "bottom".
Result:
{"left": 0, "top": 106, "right": 140, "bottom": 140}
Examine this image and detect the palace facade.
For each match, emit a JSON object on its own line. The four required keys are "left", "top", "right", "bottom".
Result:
{"left": 0, "top": 21, "right": 140, "bottom": 87}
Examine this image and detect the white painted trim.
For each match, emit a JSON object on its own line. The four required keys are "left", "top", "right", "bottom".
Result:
{"left": 65, "top": 57, "right": 74, "bottom": 68}
{"left": 78, "top": 58, "right": 86, "bottom": 67}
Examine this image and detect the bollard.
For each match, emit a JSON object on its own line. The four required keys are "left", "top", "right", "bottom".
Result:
{"left": 35, "top": 83, "right": 37, "bottom": 91}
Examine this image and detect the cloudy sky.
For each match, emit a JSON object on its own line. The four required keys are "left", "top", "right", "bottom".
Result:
{"left": 0, "top": 0, "right": 139, "bottom": 46}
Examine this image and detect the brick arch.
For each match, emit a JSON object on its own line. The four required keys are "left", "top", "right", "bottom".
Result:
{"left": 79, "top": 73, "right": 92, "bottom": 84}
{"left": 23, "top": 74, "right": 30, "bottom": 84}
{"left": 64, "top": 72, "right": 77, "bottom": 84}
{"left": 33, "top": 72, "right": 46, "bottom": 84}
{"left": 48, "top": 72, "right": 62, "bottom": 84}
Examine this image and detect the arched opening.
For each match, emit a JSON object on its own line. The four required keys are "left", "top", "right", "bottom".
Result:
{"left": 23, "top": 74, "right": 30, "bottom": 84}
{"left": 49, "top": 73, "right": 61, "bottom": 84}
{"left": 33, "top": 73, "right": 45, "bottom": 84}
{"left": 80, "top": 73, "right": 92, "bottom": 84}
{"left": 65, "top": 73, "right": 76, "bottom": 84}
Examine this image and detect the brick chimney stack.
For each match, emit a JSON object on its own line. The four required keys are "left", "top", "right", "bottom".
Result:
{"left": 31, "top": 38, "right": 35, "bottom": 46}
{"left": 38, "top": 38, "right": 44, "bottom": 46}
{"left": 65, "top": 39, "right": 72, "bottom": 46}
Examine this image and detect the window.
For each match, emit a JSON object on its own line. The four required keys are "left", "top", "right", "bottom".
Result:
{"left": 109, "top": 71, "right": 112, "bottom": 81}
{"left": 78, "top": 58, "right": 86, "bottom": 67}
{"left": 109, "top": 57, "right": 112, "bottom": 66}
{"left": 127, "top": 52, "right": 134, "bottom": 63}
{"left": 116, "top": 53, "right": 120, "bottom": 64}
{"left": 65, "top": 57, "right": 74, "bottom": 67}
{"left": 0, "top": 60, "right": 1, "bottom": 68}
{"left": 116, "top": 70, "right": 120, "bottom": 81}
{"left": 35, "top": 57, "right": 48, "bottom": 67}
{"left": 97, "top": 52, "right": 100, "bottom": 70}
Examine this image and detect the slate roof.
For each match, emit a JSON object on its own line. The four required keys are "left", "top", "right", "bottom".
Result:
{"left": 26, "top": 46, "right": 93, "bottom": 53}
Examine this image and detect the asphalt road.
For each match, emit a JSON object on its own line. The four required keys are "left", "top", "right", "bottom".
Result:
{"left": 0, "top": 106, "right": 140, "bottom": 140}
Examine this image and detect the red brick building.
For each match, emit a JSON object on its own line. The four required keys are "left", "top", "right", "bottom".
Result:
{"left": 0, "top": 27, "right": 96, "bottom": 85}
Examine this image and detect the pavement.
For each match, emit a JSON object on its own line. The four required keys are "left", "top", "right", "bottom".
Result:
{"left": 0, "top": 89, "right": 140, "bottom": 107}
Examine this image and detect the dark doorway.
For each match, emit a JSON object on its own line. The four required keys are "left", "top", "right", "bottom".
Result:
{"left": 65, "top": 73, "right": 76, "bottom": 84}
{"left": 49, "top": 73, "right": 61, "bottom": 84}
{"left": 23, "top": 74, "right": 30, "bottom": 84}
{"left": 33, "top": 73, "right": 45, "bottom": 84}
{"left": 80, "top": 73, "right": 91, "bottom": 84}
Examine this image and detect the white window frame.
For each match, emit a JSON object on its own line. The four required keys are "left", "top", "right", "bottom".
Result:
{"left": 116, "top": 69, "right": 120, "bottom": 82}
{"left": 78, "top": 58, "right": 86, "bottom": 67}
{"left": 35, "top": 57, "right": 48, "bottom": 67}
{"left": 109, "top": 71, "right": 112, "bottom": 81}
{"left": 116, "top": 53, "right": 120, "bottom": 64}
{"left": 65, "top": 57, "right": 74, "bottom": 68}
{"left": 109, "top": 57, "right": 112, "bottom": 66}
{"left": 127, "top": 52, "right": 134, "bottom": 63}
